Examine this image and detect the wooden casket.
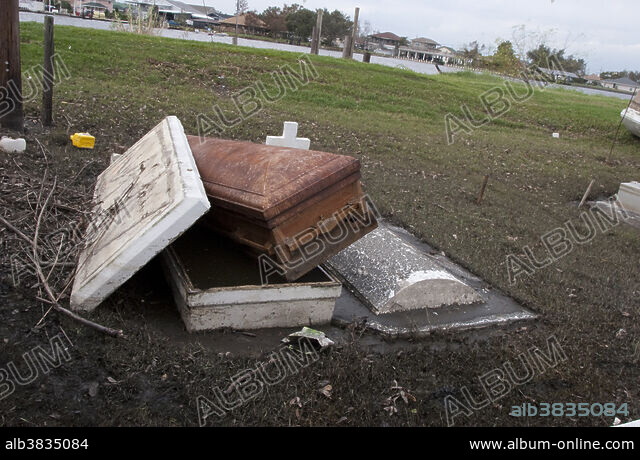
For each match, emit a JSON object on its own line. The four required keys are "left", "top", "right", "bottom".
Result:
{"left": 188, "top": 136, "right": 378, "bottom": 280}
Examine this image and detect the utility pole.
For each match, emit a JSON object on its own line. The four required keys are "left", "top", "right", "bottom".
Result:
{"left": 0, "top": 0, "right": 24, "bottom": 132}
{"left": 351, "top": 7, "right": 360, "bottom": 58}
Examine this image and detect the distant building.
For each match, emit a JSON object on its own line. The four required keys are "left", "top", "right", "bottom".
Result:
{"left": 122, "top": 1, "right": 229, "bottom": 28}
{"left": 79, "top": 1, "right": 114, "bottom": 13}
{"left": 165, "top": 0, "right": 227, "bottom": 21}
{"left": 368, "top": 32, "right": 403, "bottom": 48}
{"left": 18, "top": 1, "right": 45, "bottom": 12}
{"left": 397, "top": 37, "right": 464, "bottom": 65}
{"left": 218, "top": 14, "right": 267, "bottom": 34}
{"left": 535, "top": 67, "right": 580, "bottom": 83}
{"left": 410, "top": 37, "right": 439, "bottom": 51}
{"left": 601, "top": 77, "right": 639, "bottom": 93}
{"left": 124, "top": 0, "right": 173, "bottom": 16}
{"left": 584, "top": 74, "right": 602, "bottom": 86}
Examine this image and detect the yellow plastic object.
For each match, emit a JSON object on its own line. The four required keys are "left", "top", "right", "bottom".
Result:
{"left": 70, "top": 133, "right": 95, "bottom": 149}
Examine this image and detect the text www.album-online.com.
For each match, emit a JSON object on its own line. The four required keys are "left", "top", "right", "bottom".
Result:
{"left": 469, "top": 438, "right": 635, "bottom": 451}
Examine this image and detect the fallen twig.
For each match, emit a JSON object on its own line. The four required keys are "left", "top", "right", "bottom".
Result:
{"left": 578, "top": 179, "right": 595, "bottom": 209}
{"left": 0, "top": 200, "right": 124, "bottom": 338}
{"left": 477, "top": 174, "right": 490, "bottom": 205}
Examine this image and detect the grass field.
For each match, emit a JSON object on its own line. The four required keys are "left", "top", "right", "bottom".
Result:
{"left": 1, "top": 22, "right": 639, "bottom": 427}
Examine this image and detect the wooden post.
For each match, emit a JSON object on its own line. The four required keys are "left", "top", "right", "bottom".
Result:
{"left": 477, "top": 174, "right": 489, "bottom": 205}
{"left": 316, "top": 10, "right": 323, "bottom": 46}
{"left": 42, "top": 15, "right": 55, "bottom": 127}
{"left": 0, "top": 0, "right": 24, "bottom": 132}
{"left": 351, "top": 7, "right": 359, "bottom": 58}
{"left": 578, "top": 179, "right": 595, "bottom": 208}
{"left": 233, "top": 1, "right": 239, "bottom": 45}
{"left": 342, "top": 35, "right": 353, "bottom": 59}
{"left": 310, "top": 10, "right": 323, "bottom": 55}
{"left": 310, "top": 27, "right": 318, "bottom": 55}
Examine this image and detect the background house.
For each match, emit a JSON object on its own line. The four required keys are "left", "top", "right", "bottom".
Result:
{"left": 397, "top": 37, "right": 463, "bottom": 65}
{"left": 218, "top": 14, "right": 267, "bottom": 35}
{"left": 18, "top": 0, "right": 45, "bottom": 11}
{"left": 601, "top": 77, "right": 639, "bottom": 93}
{"left": 584, "top": 74, "right": 602, "bottom": 86}
{"left": 122, "top": 1, "right": 228, "bottom": 28}
{"left": 368, "top": 32, "right": 403, "bottom": 48}
{"left": 535, "top": 67, "right": 580, "bottom": 83}
{"left": 410, "top": 37, "right": 439, "bottom": 51}
{"left": 79, "top": 1, "right": 114, "bottom": 13}
{"left": 366, "top": 32, "right": 403, "bottom": 56}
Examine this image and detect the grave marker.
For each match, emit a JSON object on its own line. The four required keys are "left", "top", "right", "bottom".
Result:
{"left": 265, "top": 121, "right": 310, "bottom": 149}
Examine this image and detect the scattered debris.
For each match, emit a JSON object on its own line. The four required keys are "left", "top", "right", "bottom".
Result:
{"left": 383, "top": 380, "right": 416, "bottom": 415}
{"left": 282, "top": 327, "right": 334, "bottom": 349}
{"left": 70, "top": 133, "right": 95, "bottom": 149}
{"left": 0, "top": 136, "right": 26, "bottom": 153}
{"left": 87, "top": 382, "right": 99, "bottom": 397}
{"left": 319, "top": 384, "right": 333, "bottom": 399}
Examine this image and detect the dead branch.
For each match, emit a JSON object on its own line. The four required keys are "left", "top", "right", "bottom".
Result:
{"left": 0, "top": 208, "right": 124, "bottom": 338}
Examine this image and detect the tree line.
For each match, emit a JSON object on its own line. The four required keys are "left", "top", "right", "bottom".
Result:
{"left": 245, "top": 4, "right": 353, "bottom": 46}
{"left": 461, "top": 40, "right": 637, "bottom": 83}
{"left": 460, "top": 41, "right": 587, "bottom": 76}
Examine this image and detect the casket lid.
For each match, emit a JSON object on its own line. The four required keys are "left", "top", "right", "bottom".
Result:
{"left": 70, "top": 117, "right": 210, "bottom": 311}
{"left": 188, "top": 136, "right": 360, "bottom": 221}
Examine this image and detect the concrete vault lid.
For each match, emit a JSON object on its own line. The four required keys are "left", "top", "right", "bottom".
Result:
{"left": 70, "top": 116, "right": 210, "bottom": 311}
{"left": 327, "top": 224, "right": 483, "bottom": 315}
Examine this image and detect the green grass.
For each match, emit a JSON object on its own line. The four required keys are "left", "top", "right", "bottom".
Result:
{"left": 7, "top": 22, "right": 640, "bottom": 426}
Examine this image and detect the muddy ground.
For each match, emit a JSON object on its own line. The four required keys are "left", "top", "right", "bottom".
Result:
{"left": 0, "top": 118, "right": 638, "bottom": 428}
{"left": 1, "top": 23, "right": 639, "bottom": 427}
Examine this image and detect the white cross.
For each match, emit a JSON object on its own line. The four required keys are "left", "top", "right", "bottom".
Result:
{"left": 265, "top": 121, "right": 310, "bottom": 150}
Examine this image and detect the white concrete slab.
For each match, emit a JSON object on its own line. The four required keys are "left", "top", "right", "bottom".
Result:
{"left": 70, "top": 116, "right": 210, "bottom": 311}
{"left": 618, "top": 181, "right": 640, "bottom": 215}
{"left": 265, "top": 121, "right": 310, "bottom": 149}
{"left": 327, "top": 223, "right": 483, "bottom": 315}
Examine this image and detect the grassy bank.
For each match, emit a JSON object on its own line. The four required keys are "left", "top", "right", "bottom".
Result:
{"left": 1, "top": 22, "right": 639, "bottom": 427}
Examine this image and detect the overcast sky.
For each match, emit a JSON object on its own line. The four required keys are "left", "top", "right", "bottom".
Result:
{"left": 198, "top": 0, "right": 638, "bottom": 73}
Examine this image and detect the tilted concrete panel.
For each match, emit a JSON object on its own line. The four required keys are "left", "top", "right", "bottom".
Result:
{"left": 70, "top": 116, "right": 210, "bottom": 311}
